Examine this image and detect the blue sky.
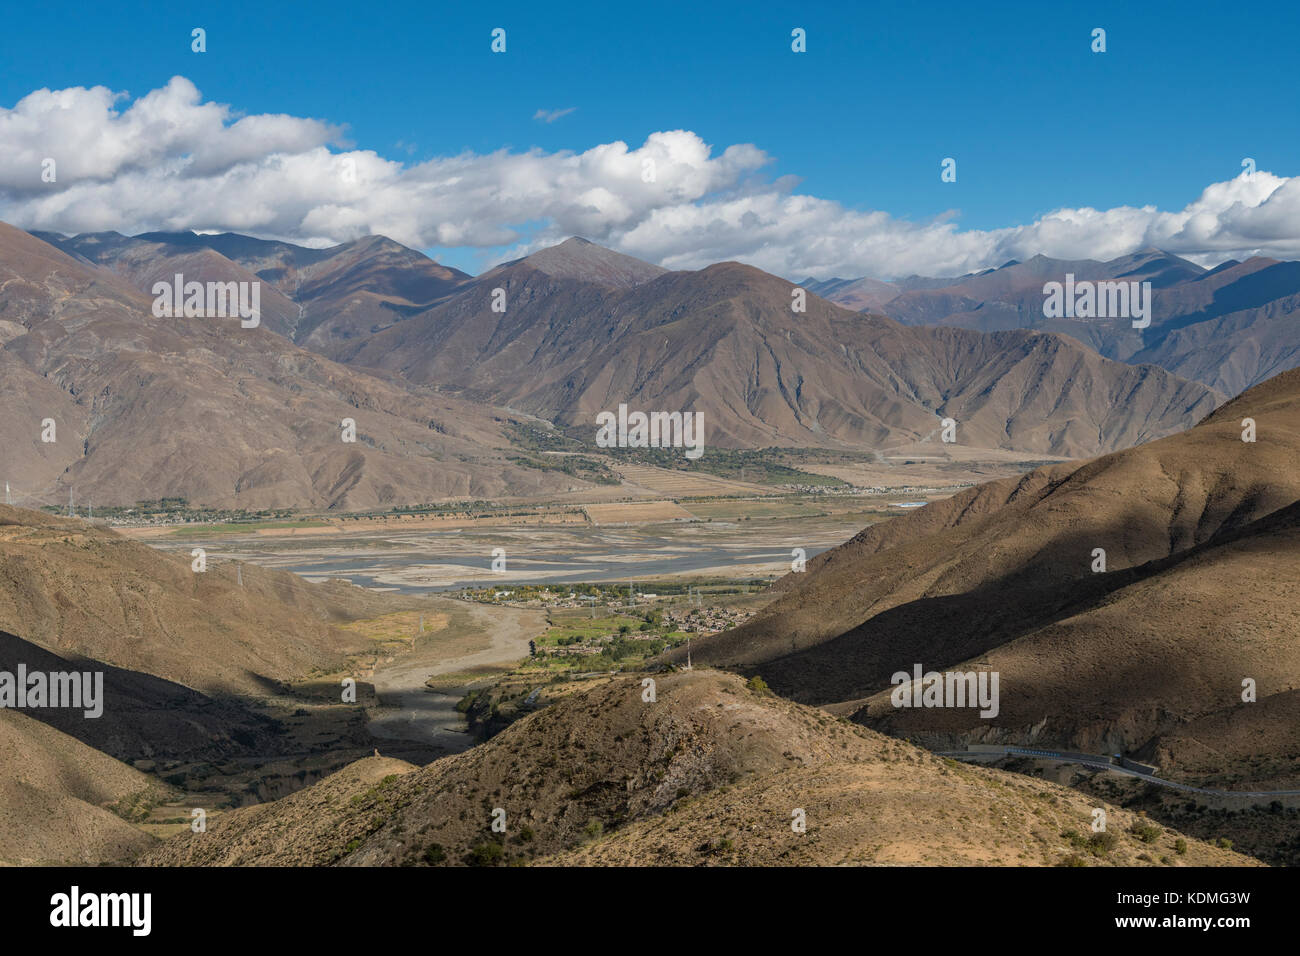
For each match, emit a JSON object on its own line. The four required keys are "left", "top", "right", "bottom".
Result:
{"left": 2, "top": 0, "right": 1297, "bottom": 276}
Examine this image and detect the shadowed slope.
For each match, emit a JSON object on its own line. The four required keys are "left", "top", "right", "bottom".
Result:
{"left": 669, "top": 369, "right": 1300, "bottom": 787}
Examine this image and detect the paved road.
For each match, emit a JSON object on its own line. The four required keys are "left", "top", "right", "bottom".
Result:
{"left": 939, "top": 746, "right": 1300, "bottom": 798}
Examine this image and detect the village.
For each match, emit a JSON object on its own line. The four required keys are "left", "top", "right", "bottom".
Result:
{"left": 456, "top": 581, "right": 758, "bottom": 663}
{"left": 449, "top": 582, "right": 765, "bottom": 742}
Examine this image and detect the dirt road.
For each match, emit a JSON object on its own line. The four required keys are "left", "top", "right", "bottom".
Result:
{"left": 366, "top": 601, "right": 546, "bottom": 754}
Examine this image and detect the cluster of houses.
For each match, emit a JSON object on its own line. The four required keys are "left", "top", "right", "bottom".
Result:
{"left": 466, "top": 585, "right": 672, "bottom": 610}
{"left": 663, "top": 606, "right": 756, "bottom": 634}
{"left": 464, "top": 587, "right": 612, "bottom": 608}
{"left": 533, "top": 605, "right": 757, "bottom": 661}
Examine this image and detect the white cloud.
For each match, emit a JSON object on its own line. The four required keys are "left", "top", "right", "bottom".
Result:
{"left": 2, "top": 77, "right": 1298, "bottom": 278}
{"left": 533, "top": 107, "right": 577, "bottom": 123}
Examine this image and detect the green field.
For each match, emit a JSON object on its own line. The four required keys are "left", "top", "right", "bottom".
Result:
{"left": 684, "top": 498, "right": 830, "bottom": 521}
{"left": 167, "top": 518, "right": 331, "bottom": 537}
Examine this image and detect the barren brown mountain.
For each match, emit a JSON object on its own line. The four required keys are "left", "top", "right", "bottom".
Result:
{"left": 0, "top": 504, "right": 387, "bottom": 696}
{"left": 340, "top": 247, "right": 1220, "bottom": 458}
{"left": 482, "top": 236, "right": 667, "bottom": 289}
{"left": 0, "top": 708, "right": 165, "bottom": 865}
{"left": 800, "top": 274, "right": 902, "bottom": 313}
{"left": 0, "top": 503, "right": 437, "bottom": 864}
{"left": 0, "top": 222, "right": 594, "bottom": 508}
{"left": 671, "top": 368, "right": 1300, "bottom": 790}
{"left": 0, "top": 503, "right": 431, "bottom": 771}
{"left": 816, "top": 250, "right": 1300, "bottom": 396}
{"left": 37, "top": 229, "right": 472, "bottom": 350}
{"left": 142, "top": 671, "right": 1253, "bottom": 867}
{"left": 27, "top": 227, "right": 1224, "bottom": 462}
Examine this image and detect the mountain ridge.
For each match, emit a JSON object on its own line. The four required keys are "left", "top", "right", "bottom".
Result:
{"left": 667, "top": 366, "right": 1300, "bottom": 790}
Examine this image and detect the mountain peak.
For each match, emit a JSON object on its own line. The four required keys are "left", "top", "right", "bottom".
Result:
{"left": 500, "top": 237, "right": 666, "bottom": 288}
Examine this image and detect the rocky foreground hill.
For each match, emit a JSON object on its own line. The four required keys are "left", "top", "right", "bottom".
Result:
{"left": 143, "top": 671, "right": 1253, "bottom": 867}
{"left": 0, "top": 503, "right": 419, "bottom": 864}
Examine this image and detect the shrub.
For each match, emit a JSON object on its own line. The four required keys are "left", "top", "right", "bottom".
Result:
{"left": 1062, "top": 829, "right": 1087, "bottom": 848}
{"left": 423, "top": 844, "right": 447, "bottom": 864}
{"left": 465, "top": 841, "right": 504, "bottom": 866}
{"left": 1088, "top": 831, "right": 1118, "bottom": 856}
{"left": 1130, "top": 822, "right": 1162, "bottom": 844}
{"left": 745, "top": 675, "right": 770, "bottom": 694}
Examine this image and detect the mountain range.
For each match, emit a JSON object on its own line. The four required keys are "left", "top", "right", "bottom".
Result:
{"left": 338, "top": 252, "right": 1218, "bottom": 456}
{"left": 807, "top": 249, "right": 1300, "bottom": 397}
{"left": 0, "top": 222, "right": 594, "bottom": 509}
{"left": 5, "top": 224, "right": 1232, "bottom": 508}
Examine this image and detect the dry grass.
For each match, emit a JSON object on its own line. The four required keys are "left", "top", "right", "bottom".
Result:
{"left": 142, "top": 671, "right": 1258, "bottom": 868}
{"left": 583, "top": 500, "right": 696, "bottom": 523}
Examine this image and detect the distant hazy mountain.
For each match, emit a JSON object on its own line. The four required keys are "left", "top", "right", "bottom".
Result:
{"left": 812, "top": 249, "right": 1300, "bottom": 396}
{"left": 36, "top": 229, "right": 471, "bottom": 352}
{"left": 671, "top": 366, "right": 1300, "bottom": 790}
{"left": 797, "top": 275, "right": 900, "bottom": 312}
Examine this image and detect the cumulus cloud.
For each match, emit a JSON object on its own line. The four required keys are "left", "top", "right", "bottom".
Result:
{"left": 2, "top": 77, "right": 1298, "bottom": 278}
